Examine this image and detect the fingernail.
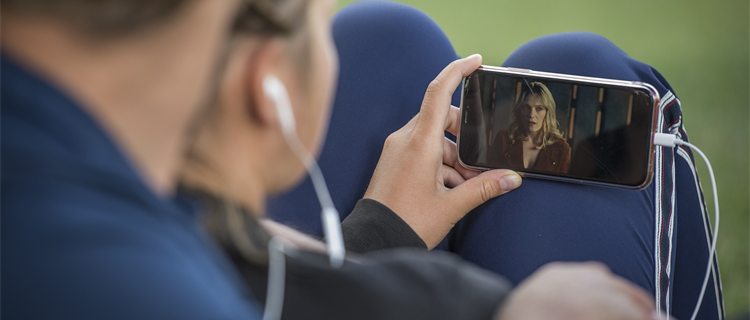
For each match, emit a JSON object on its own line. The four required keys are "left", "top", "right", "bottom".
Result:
{"left": 499, "top": 173, "right": 522, "bottom": 191}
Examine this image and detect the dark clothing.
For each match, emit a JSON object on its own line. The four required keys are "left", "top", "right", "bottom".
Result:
{"left": 187, "top": 191, "right": 511, "bottom": 320}
{"left": 489, "top": 130, "right": 571, "bottom": 173}
{"left": 197, "top": 195, "right": 511, "bottom": 320}
{"left": 239, "top": 248, "right": 510, "bottom": 320}
{"left": 1, "top": 55, "right": 261, "bottom": 319}
{"left": 342, "top": 199, "right": 427, "bottom": 253}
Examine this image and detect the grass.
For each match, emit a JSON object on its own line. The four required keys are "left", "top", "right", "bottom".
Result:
{"left": 335, "top": 0, "right": 750, "bottom": 316}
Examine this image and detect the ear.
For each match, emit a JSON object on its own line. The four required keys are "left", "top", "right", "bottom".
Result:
{"left": 243, "top": 39, "right": 285, "bottom": 127}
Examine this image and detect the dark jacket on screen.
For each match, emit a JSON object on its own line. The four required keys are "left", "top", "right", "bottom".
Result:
{"left": 489, "top": 130, "right": 571, "bottom": 173}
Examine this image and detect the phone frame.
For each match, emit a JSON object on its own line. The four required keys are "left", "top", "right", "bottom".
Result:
{"left": 456, "top": 65, "right": 661, "bottom": 190}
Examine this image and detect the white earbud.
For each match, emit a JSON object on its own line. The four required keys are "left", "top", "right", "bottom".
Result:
{"left": 263, "top": 75, "right": 296, "bottom": 135}
{"left": 262, "top": 74, "right": 346, "bottom": 269}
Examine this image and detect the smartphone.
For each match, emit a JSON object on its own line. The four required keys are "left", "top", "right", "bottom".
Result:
{"left": 457, "top": 66, "right": 660, "bottom": 189}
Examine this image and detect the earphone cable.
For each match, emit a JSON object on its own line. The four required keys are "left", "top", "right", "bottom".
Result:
{"left": 653, "top": 133, "right": 719, "bottom": 320}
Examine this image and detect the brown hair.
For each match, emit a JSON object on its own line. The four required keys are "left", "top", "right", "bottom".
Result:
{"left": 1, "top": 0, "right": 190, "bottom": 35}
{"left": 3, "top": 0, "right": 307, "bottom": 37}
{"left": 234, "top": 0, "right": 307, "bottom": 36}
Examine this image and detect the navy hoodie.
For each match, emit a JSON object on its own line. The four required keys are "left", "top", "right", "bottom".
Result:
{"left": 1, "top": 55, "right": 261, "bottom": 319}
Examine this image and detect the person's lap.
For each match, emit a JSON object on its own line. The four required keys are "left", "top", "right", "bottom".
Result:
{"left": 449, "top": 31, "right": 723, "bottom": 319}
{"left": 268, "top": 1, "right": 723, "bottom": 319}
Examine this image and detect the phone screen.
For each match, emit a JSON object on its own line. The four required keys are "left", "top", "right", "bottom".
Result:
{"left": 458, "top": 68, "right": 658, "bottom": 188}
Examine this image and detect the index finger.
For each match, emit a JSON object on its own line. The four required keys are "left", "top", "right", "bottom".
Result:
{"left": 414, "top": 54, "right": 482, "bottom": 138}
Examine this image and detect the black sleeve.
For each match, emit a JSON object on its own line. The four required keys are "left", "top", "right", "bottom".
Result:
{"left": 241, "top": 248, "right": 512, "bottom": 320}
{"left": 341, "top": 198, "right": 427, "bottom": 253}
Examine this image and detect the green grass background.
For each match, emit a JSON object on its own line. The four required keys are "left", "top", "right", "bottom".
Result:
{"left": 335, "top": 0, "right": 750, "bottom": 316}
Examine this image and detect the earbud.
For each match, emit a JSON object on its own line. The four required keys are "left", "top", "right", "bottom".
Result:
{"left": 263, "top": 75, "right": 296, "bottom": 135}
{"left": 261, "top": 74, "right": 346, "bottom": 269}
{"left": 261, "top": 74, "right": 345, "bottom": 320}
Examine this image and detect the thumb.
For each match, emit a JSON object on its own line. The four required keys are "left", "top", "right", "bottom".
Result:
{"left": 446, "top": 170, "right": 522, "bottom": 214}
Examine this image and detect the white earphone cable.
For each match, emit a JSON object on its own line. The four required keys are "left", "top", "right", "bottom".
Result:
{"left": 262, "top": 237, "right": 286, "bottom": 320}
{"left": 653, "top": 133, "right": 719, "bottom": 320}
{"left": 261, "top": 75, "right": 347, "bottom": 320}
{"left": 279, "top": 125, "right": 346, "bottom": 268}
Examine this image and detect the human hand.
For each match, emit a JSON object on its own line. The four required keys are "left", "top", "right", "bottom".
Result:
{"left": 495, "top": 262, "right": 673, "bottom": 320}
{"left": 363, "top": 54, "right": 522, "bottom": 249}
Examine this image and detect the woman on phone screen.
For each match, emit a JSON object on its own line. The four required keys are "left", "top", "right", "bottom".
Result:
{"left": 489, "top": 82, "right": 571, "bottom": 173}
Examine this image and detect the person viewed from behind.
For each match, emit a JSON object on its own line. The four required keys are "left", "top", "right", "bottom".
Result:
{"left": 490, "top": 81, "right": 571, "bottom": 173}
{"left": 1, "top": 0, "right": 665, "bottom": 319}
{"left": 2, "top": 0, "right": 262, "bottom": 318}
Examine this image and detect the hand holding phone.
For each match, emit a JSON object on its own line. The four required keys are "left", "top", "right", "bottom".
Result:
{"left": 363, "top": 56, "right": 522, "bottom": 249}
